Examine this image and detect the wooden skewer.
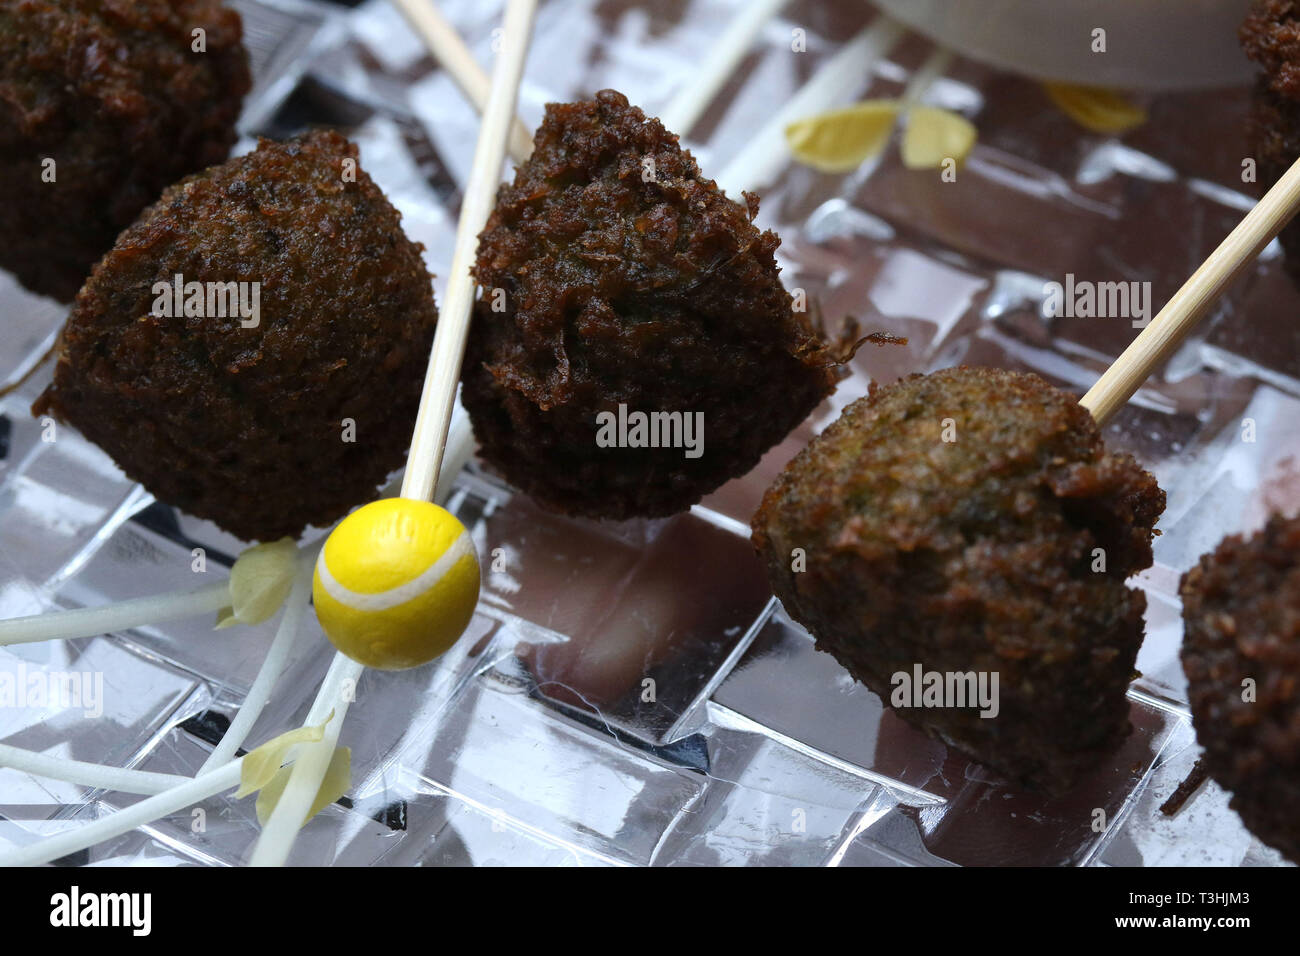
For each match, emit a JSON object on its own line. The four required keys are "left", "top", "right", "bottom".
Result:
{"left": 389, "top": 0, "right": 534, "bottom": 164}
{"left": 400, "top": 0, "right": 537, "bottom": 503}
{"left": 1081, "top": 155, "right": 1300, "bottom": 426}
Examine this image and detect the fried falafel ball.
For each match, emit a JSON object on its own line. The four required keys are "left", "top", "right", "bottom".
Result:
{"left": 751, "top": 367, "right": 1165, "bottom": 792}
{"left": 1180, "top": 514, "right": 1300, "bottom": 863}
{"left": 465, "top": 90, "right": 838, "bottom": 520}
{"left": 1242, "top": 1, "right": 1300, "bottom": 286}
{"left": 32, "top": 130, "right": 438, "bottom": 542}
{"left": 0, "top": 0, "right": 250, "bottom": 302}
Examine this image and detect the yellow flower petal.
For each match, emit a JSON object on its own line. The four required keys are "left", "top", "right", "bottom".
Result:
{"left": 1043, "top": 83, "right": 1146, "bottom": 134}
{"left": 218, "top": 537, "right": 298, "bottom": 629}
{"left": 255, "top": 746, "right": 351, "bottom": 827}
{"left": 785, "top": 100, "right": 902, "bottom": 173}
{"left": 901, "top": 106, "right": 977, "bottom": 170}
{"left": 235, "top": 711, "right": 333, "bottom": 799}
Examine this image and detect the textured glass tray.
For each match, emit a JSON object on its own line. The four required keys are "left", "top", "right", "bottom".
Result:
{"left": 0, "top": 0, "right": 1293, "bottom": 867}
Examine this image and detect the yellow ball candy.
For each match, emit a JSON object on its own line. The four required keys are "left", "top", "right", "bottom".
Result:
{"left": 313, "top": 498, "right": 480, "bottom": 670}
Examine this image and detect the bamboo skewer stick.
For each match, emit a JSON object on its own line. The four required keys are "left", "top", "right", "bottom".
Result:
{"left": 0, "top": 0, "right": 531, "bottom": 873}
{"left": 400, "top": 0, "right": 537, "bottom": 503}
{"left": 389, "top": 0, "right": 534, "bottom": 164}
{"left": 1080, "top": 154, "right": 1300, "bottom": 426}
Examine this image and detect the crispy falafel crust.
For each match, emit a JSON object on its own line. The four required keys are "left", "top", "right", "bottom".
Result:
{"left": 465, "top": 90, "right": 837, "bottom": 520}
{"left": 1180, "top": 514, "right": 1300, "bottom": 863}
{"left": 33, "top": 130, "right": 438, "bottom": 542}
{"left": 752, "top": 367, "right": 1165, "bottom": 792}
{"left": 0, "top": 0, "right": 249, "bottom": 301}
{"left": 1242, "top": 1, "right": 1300, "bottom": 284}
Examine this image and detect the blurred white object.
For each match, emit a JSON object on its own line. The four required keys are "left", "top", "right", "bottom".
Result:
{"left": 873, "top": 0, "right": 1255, "bottom": 91}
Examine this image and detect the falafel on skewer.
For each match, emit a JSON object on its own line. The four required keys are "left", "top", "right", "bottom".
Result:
{"left": 752, "top": 367, "right": 1164, "bottom": 791}
{"left": 0, "top": 0, "right": 250, "bottom": 302}
{"left": 753, "top": 141, "right": 1300, "bottom": 793}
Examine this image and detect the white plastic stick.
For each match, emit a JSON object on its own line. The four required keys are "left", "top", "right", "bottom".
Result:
{"left": 901, "top": 47, "right": 952, "bottom": 107}
{"left": 246, "top": 654, "right": 363, "bottom": 866}
{"left": 0, "top": 582, "right": 230, "bottom": 647}
{"left": 658, "top": 0, "right": 790, "bottom": 136}
{"left": 434, "top": 402, "right": 475, "bottom": 506}
{"left": 0, "top": 743, "right": 190, "bottom": 796}
{"left": 199, "top": 557, "right": 314, "bottom": 774}
{"left": 0, "top": 760, "right": 243, "bottom": 867}
{"left": 377, "top": 403, "right": 474, "bottom": 500}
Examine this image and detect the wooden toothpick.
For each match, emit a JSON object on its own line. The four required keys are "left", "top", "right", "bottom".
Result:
{"left": 399, "top": 0, "right": 537, "bottom": 503}
{"left": 1081, "top": 154, "right": 1300, "bottom": 426}
{"left": 389, "top": 0, "right": 534, "bottom": 163}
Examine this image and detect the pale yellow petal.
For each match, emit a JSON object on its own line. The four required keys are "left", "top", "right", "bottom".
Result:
{"left": 255, "top": 746, "right": 352, "bottom": 827}
{"left": 785, "top": 100, "right": 901, "bottom": 174}
{"left": 222, "top": 537, "right": 298, "bottom": 628}
{"left": 901, "top": 106, "right": 977, "bottom": 169}
{"left": 235, "top": 710, "right": 333, "bottom": 799}
{"left": 1043, "top": 83, "right": 1146, "bottom": 134}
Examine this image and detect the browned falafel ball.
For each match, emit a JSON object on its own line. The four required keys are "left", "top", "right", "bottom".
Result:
{"left": 751, "top": 367, "right": 1165, "bottom": 792}
{"left": 32, "top": 130, "right": 438, "bottom": 542}
{"left": 1242, "top": 1, "right": 1300, "bottom": 286}
{"left": 464, "top": 90, "right": 838, "bottom": 521}
{"left": 0, "top": 0, "right": 250, "bottom": 302}
{"left": 1180, "top": 514, "right": 1300, "bottom": 863}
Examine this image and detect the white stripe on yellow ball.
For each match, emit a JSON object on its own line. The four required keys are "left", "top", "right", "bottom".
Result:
{"left": 315, "top": 531, "right": 474, "bottom": 612}
{"left": 312, "top": 498, "right": 481, "bottom": 670}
